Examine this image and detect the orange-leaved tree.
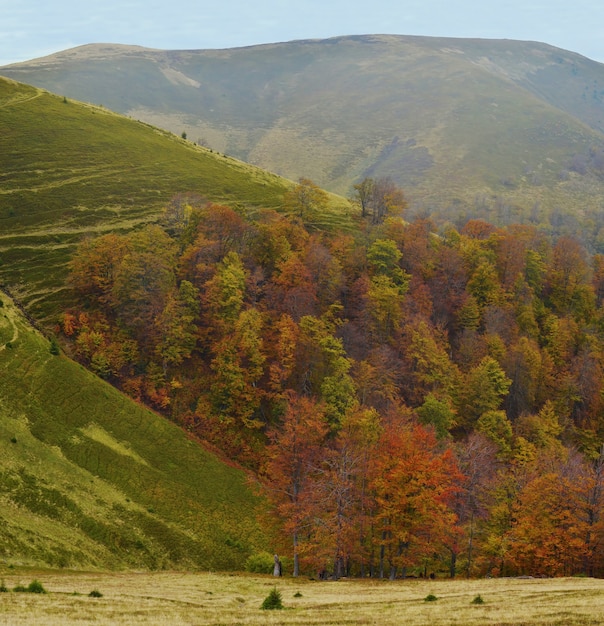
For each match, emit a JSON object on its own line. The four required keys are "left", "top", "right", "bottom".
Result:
{"left": 303, "top": 406, "right": 381, "bottom": 578}
{"left": 369, "top": 410, "right": 463, "bottom": 578}
{"left": 507, "top": 459, "right": 589, "bottom": 576}
{"left": 262, "top": 391, "right": 329, "bottom": 576}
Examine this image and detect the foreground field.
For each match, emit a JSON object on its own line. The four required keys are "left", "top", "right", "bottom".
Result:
{"left": 1, "top": 570, "right": 604, "bottom": 625}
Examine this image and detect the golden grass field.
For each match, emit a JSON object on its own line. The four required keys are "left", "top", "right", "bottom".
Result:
{"left": 1, "top": 569, "right": 604, "bottom": 625}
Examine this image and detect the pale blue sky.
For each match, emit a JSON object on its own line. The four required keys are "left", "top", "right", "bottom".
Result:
{"left": 1, "top": 0, "right": 604, "bottom": 66}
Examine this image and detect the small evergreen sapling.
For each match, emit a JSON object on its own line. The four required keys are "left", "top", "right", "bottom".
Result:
{"left": 261, "top": 587, "right": 283, "bottom": 610}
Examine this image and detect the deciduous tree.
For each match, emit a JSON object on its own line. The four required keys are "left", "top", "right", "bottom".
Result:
{"left": 370, "top": 413, "right": 462, "bottom": 578}
{"left": 262, "top": 392, "right": 329, "bottom": 576}
{"left": 285, "top": 178, "right": 329, "bottom": 222}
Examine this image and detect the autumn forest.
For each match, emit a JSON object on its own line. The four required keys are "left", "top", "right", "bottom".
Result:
{"left": 60, "top": 177, "right": 604, "bottom": 580}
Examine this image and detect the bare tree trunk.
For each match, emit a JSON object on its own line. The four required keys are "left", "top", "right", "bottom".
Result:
{"left": 450, "top": 549, "right": 457, "bottom": 578}
{"left": 466, "top": 510, "right": 475, "bottom": 578}
{"left": 585, "top": 445, "right": 604, "bottom": 576}
{"left": 379, "top": 546, "right": 385, "bottom": 578}
{"left": 293, "top": 532, "right": 299, "bottom": 577}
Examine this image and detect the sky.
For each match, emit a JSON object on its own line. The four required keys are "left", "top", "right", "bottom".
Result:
{"left": 2, "top": 0, "right": 604, "bottom": 67}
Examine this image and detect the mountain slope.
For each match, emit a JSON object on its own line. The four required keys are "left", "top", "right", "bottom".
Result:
{"left": 0, "top": 290, "right": 264, "bottom": 569}
{"left": 0, "top": 77, "right": 350, "bottom": 322}
{"left": 5, "top": 35, "right": 604, "bottom": 233}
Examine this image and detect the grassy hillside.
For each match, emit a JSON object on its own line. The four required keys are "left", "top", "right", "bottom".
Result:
{"left": 5, "top": 35, "right": 604, "bottom": 232}
{"left": 0, "top": 289, "right": 265, "bottom": 569}
{"left": 0, "top": 77, "right": 352, "bottom": 323}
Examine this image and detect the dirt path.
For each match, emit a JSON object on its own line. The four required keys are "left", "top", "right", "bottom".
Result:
{"left": 0, "top": 88, "right": 43, "bottom": 109}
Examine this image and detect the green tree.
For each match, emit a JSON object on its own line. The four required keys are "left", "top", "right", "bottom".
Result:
{"left": 367, "top": 239, "right": 408, "bottom": 289}
{"left": 367, "top": 274, "right": 405, "bottom": 341}
{"left": 417, "top": 393, "right": 456, "bottom": 439}
{"left": 204, "top": 251, "right": 247, "bottom": 330}
{"left": 352, "top": 177, "right": 375, "bottom": 218}
{"left": 467, "top": 260, "right": 503, "bottom": 310}
{"left": 364, "top": 239, "right": 410, "bottom": 341}
{"left": 407, "top": 321, "right": 459, "bottom": 401}
{"left": 299, "top": 310, "right": 356, "bottom": 426}
{"left": 459, "top": 357, "right": 511, "bottom": 428}
{"left": 210, "top": 308, "right": 265, "bottom": 429}
{"left": 285, "top": 177, "right": 329, "bottom": 222}
{"left": 476, "top": 410, "right": 514, "bottom": 458}
{"left": 516, "top": 400, "right": 563, "bottom": 453}
{"left": 155, "top": 280, "right": 200, "bottom": 371}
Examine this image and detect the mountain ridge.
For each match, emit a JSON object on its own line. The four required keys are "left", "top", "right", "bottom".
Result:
{"left": 5, "top": 33, "right": 604, "bottom": 238}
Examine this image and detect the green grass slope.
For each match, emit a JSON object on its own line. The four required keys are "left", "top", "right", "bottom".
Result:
{"left": 0, "top": 77, "right": 306, "bottom": 322}
{"left": 5, "top": 35, "right": 604, "bottom": 225}
{"left": 0, "top": 290, "right": 265, "bottom": 569}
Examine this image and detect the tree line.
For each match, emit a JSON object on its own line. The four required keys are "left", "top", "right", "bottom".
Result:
{"left": 61, "top": 181, "right": 604, "bottom": 577}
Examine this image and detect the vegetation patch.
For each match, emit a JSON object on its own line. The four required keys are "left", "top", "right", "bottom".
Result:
{"left": 79, "top": 423, "right": 149, "bottom": 466}
{"left": 244, "top": 551, "right": 275, "bottom": 574}
{"left": 260, "top": 587, "right": 283, "bottom": 610}
{"left": 13, "top": 580, "right": 47, "bottom": 593}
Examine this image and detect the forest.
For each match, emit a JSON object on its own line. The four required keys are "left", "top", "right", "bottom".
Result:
{"left": 59, "top": 179, "right": 604, "bottom": 579}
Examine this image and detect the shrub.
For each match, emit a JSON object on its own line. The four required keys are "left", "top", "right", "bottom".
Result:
{"left": 424, "top": 593, "right": 438, "bottom": 602}
{"left": 261, "top": 587, "right": 283, "bottom": 610}
{"left": 13, "top": 581, "right": 47, "bottom": 593}
{"left": 27, "top": 580, "right": 47, "bottom": 594}
{"left": 89, "top": 589, "right": 103, "bottom": 598}
{"left": 471, "top": 594, "right": 485, "bottom": 605}
{"left": 49, "top": 337, "right": 60, "bottom": 355}
{"left": 245, "top": 551, "right": 275, "bottom": 574}
{"left": 293, "top": 591, "right": 303, "bottom": 598}
{"left": 0, "top": 580, "right": 7, "bottom": 592}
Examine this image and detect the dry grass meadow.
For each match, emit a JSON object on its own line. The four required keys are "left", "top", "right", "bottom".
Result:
{"left": 1, "top": 569, "right": 604, "bottom": 625}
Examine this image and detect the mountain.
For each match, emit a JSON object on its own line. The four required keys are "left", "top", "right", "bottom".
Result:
{"left": 0, "top": 290, "right": 264, "bottom": 569}
{"left": 4, "top": 35, "right": 604, "bottom": 241}
{"left": 0, "top": 77, "right": 351, "bottom": 323}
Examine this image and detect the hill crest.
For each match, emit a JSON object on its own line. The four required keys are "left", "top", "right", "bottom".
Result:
{"left": 5, "top": 33, "right": 604, "bottom": 236}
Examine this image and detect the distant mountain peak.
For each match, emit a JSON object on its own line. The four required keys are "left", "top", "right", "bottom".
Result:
{"left": 3, "top": 34, "right": 604, "bottom": 245}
